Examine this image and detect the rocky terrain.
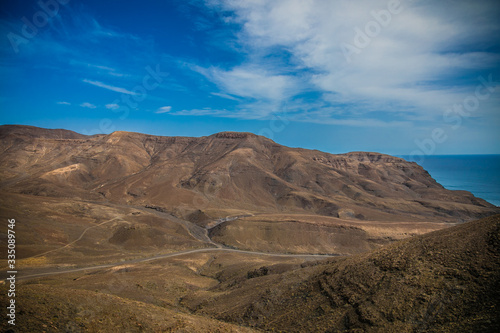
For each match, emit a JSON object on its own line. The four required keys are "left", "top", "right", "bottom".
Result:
{"left": 183, "top": 214, "right": 500, "bottom": 332}
{"left": 0, "top": 125, "right": 499, "bottom": 332}
{"left": 0, "top": 125, "right": 496, "bottom": 223}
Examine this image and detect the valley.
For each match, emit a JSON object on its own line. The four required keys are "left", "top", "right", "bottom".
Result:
{"left": 0, "top": 125, "right": 499, "bottom": 332}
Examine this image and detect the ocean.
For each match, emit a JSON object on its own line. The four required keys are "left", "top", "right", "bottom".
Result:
{"left": 399, "top": 155, "right": 500, "bottom": 207}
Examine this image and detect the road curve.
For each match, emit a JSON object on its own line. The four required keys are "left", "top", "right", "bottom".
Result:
{"left": 11, "top": 201, "right": 340, "bottom": 282}
{"left": 16, "top": 247, "right": 341, "bottom": 281}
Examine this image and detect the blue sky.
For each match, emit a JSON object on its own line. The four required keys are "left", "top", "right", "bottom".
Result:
{"left": 1, "top": 0, "right": 499, "bottom": 155}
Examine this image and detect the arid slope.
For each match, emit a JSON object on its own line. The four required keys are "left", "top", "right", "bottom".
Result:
{"left": 183, "top": 214, "right": 500, "bottom": 332}
{"left": 1, "top": 125, "right": 499, "bottom": 332}
{"left": 0, "top": 125, "right": 497, "bottom": 224}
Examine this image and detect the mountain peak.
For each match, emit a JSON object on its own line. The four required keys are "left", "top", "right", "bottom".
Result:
{"left": 0, "top": 124, "right": 87, "bottom": 140}
{"left": 212, "top": 131, "right": 259, "bottom": 139}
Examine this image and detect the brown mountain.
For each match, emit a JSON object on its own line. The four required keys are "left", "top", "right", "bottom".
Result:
{"left": 0, "top": 125, "right": 497, "bottom": 225}
{"left": 2, "top": 125, "right": 499, "bottom": 332}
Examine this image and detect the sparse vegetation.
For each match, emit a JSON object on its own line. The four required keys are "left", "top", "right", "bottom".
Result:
{"left": 1, "top": 126, "right": 499, "bottom": 332}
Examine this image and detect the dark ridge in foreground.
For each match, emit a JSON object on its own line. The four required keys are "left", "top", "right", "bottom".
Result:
{"left": 184, "top": 214, "right": 500, "bottom": 332}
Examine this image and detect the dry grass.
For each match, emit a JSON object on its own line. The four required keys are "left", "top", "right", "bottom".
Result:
{"left": 210, "top": 214, "right": 448, "bottom": 255}
{"left": 188, "top": 215, "right": 500, "bottom": 332}
{"left": 0, "top": 284, "right": 258, "bottom": 332}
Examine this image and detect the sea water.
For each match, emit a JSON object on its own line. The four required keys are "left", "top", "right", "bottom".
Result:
{"left": 399, "top": 155, "right": 500, "bottom": 207}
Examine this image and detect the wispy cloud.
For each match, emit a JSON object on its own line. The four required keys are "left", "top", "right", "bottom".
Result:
{"left": 80, "top": 102, "right": 97, "bottom": 109}
{"left": 211, "top": 92, "right": 241, "bottom": 101}
{"left": 173, "top": 101, "right": 412, "bottom": 127}
{"left": 80, "top": 63, "right": 116, "bottom": 72}
{"left": 69, "top": 61, "right": 131, "bottom": 78}
{"left": 193, "top": 65, "right": 298, "bottom": 102}
{"left": 56, "top": 101, "right": 71, "bottom": 105}
{"left": 105, "top": 103, "right": 120, "bottom": 110}
{"left": 197, "top": 0, "right": 500, "bottom": 125}
{"left": 170, "top": 107, "right": 231, "bottom": 117}
{"left": 82, "top": 79, "right": 137, "bottom": 95}
{"left": 155, "top": 106, "right": 172, "bottom": 114}
{"left": 0, "top": 5, "right": 156, "bottom": 91}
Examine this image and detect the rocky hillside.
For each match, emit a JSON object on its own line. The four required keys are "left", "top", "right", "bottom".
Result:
{"left": 2, "top": 125, "right": 499, "bottom": 332}
{"left": 183, "top": 214, "right": 500, "bottom": 332}
{"left": 0, "top": 125, "right": 497, "bottom": 224}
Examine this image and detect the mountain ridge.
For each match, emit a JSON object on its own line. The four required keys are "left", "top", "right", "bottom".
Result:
{"left": 0, "top": 125, "right": 497, "bottom": 225}
{"left": 1, "top": 125, "right": 499, "bottom": 332}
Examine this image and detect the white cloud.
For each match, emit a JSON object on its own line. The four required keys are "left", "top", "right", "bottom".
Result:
{"left": 87, "top": 64, "right": 115, "bottom": 71}
{"left": 56, "top": 101, "right": 71, "bottom": 105}
{"left": 202, "top": 0, "right": 500, "bottom": 122}
{"left": 211, "top": 92, "right": 241, "bottom": 101}
{"left": 82, "top": 79, "right": 137, "bottom": 95}
{"left": 80, "top": 102, "right": 97, "bottom": 109}
{"left": 156, "top": 106, "right": 172, "bottom": 114}
{"left": 194, "top": 65, "right": 298, "bottom": 101}
{"left": 105, "top": 103, "right": 120, "bottom": 110}
{"left": 172, "top": 108, "right": 229, "bottom": 117}
{"left": 69, "top": 61, "right": 131, "bottom": 78}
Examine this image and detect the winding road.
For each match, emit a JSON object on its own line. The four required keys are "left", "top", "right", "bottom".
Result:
{"left": 17, "top": 247, "right": 339, "bottom": 281}
{"left": 10, "top": 201, "right": 341, "bottom": 282}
